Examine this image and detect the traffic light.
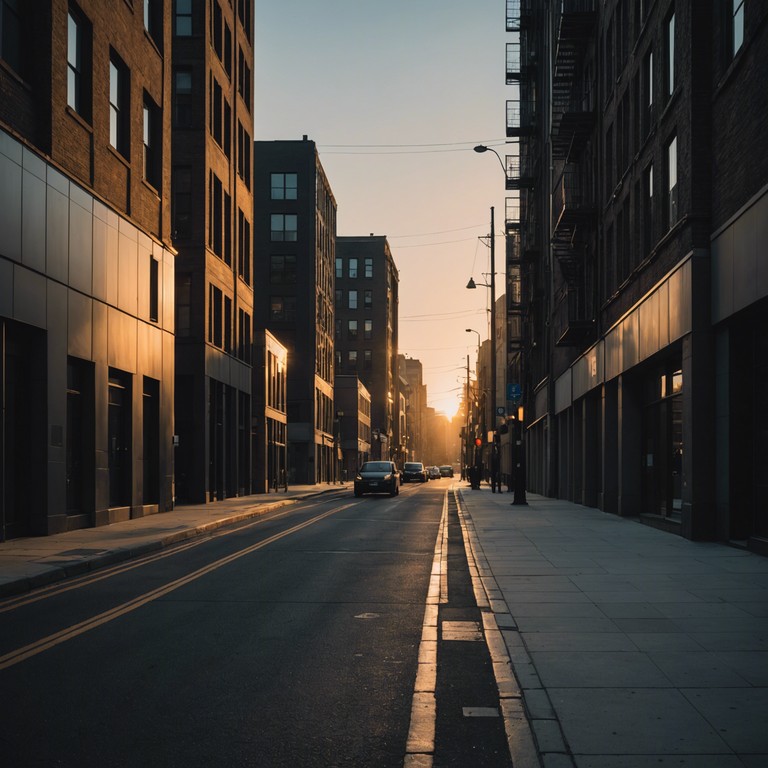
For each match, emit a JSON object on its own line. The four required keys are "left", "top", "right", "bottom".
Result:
{"left": 474, "top": 438, "right": 482, "bottom": 447}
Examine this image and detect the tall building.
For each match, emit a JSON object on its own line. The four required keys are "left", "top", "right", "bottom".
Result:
{"left": 506, "top": 0, "right": 768, "bottom": 548}
{"left": 0, "top": 1, "right": 175, "bottom": 538}
{"left": 400, "top": 356, "right": 427, "bottom": 462}
{"left": 334, "top": 374, "right": 372, "bottom": 480}
{"left": 253, "top": 138, "right": 337, "bottom": 484}
{"left": 171, "top": 0, "right": 255, "bottom": 503}
{"left": 335, "top": 236, "right": 400, "bottom": 462}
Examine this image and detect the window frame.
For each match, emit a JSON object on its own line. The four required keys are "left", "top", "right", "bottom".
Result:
{"left": 109, "top": 51, "right": 130, "bottom": 158}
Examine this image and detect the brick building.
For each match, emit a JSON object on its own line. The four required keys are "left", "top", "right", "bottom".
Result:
{"left": 0, "top": 1, "right": 175, "bottom": 537}
{"left": 171, "top": 0, "right": 255, "bottom": 502}
{"left": 506, "top": 0, "right": 768, "bottom": 548}
{"left": 253, "top": 138, "right": 337, "bottom": 485}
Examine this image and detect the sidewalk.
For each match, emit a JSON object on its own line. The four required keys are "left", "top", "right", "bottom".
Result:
{"left": 0, "top": 484, "right": 348, "bottom": 599}
{"left": 459, "top": 485, "right": 768, "bottom": 768}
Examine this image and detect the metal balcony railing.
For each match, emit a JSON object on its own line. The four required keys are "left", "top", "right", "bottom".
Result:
{"left": 506, "top": 0, "right": 521, "bottom": 31}
{"left": 554, "top": 285, "right": 595, "bottom": 347}
{"left": 506, "top": 40, "right": 521, "bottom": 83}
{"left": 505, "top": 195, "right": 521, "bottom": 230}
{"left": 552, "top": 164, "right": 594, "bottom": 238}
{"left": 506, "top": 97, "right": 536, "bottom": 137}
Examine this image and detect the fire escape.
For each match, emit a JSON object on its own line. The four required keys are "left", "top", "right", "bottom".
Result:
{"left": 505, "top": 0, "right": 537, "bottom": 400}
{"left": 551, "top": 0, "right": 598, "bottom": 347}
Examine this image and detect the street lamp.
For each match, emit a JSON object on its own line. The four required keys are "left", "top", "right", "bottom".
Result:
{"left": 475, "top": 146, "right": 528, "bottom": 504}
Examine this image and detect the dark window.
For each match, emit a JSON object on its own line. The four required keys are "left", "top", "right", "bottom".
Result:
{"left": 364, "top": 319, "right": 372, "bottom": 339}
{"left": 237, "top": 46, "right": 251, "bottom": 109}
{"left": 209, "top": 171, "right": 223, "bottom": 257}
{"left": 109, "top": 51, "right": 129, "bottom": 157}
{"left": 211, "top": 0, "right": 222, "bottom": 59}
{"left": 270, "top": 214, "right": 297, "bottom": 242}
{"left": 237, "top": 120, "right": 251, "bottom": 187}
{"left": 348, "top": 258, "right": 358, "bottom": 278}
{"left": 144, "top": 0, "right": 162, "bottom": 49}
{"left": 173, "top": 67, "right": 193, "bottom": 127}
{"left": 335, "top": 257, "right": 342, "bottom": 278}
{"left": 175, "top": 0, "right": 192, "bottom": 36}
{"left": 364, "top": 290, "right": 372, "bottom": 308}
{"left": 364, "top": 257, "right": 373, "bottom": 278}
{"left": 363, "top": 350, "right": 372, "bottom": 370}
{"left": 665, "top": 10, "right": 675, "bottom": 98}
{"left": 149, "top": 253, "right": 159, "bottom": 322}
{"left": 238, "top": 209, "right": 251, "bottom": 284}
{"left": 67, "top": 6, "right": 91, "bottom": 120}
{"left": 1, "top": 0, "right": 23, "bottom": 73}
{"left": 666, "top": 135, "right": 677, "bottom": 227}
{"left": 348, "top": 319, "right": 358, "bottom": 340}
{"left": 143, "top": 93, "right": 161, "bottom": 190}
{"left": 271, "top": 173, "right": 297, "bottom": 200}
{"left": 270, "top": 254, "right": 296, "bottom": 284}
{"left": 210, "top": 74, "right": 223, "bottom": 147}
{"left": 108, "top": 370, "right": 132, "bottom": 507}
{"left": 172, "top": 166, "right": 192, "bottom": 240}
{"left": 270, "top": 296, "right": 297, "bottom": 322}
{"left": 209, "top": 284, "right": 222, "bottom": 347}
{"left": 348, "top": 290, "right": 358, "bottom": 310}
{"left": 643, "top": 163, "right": 653, "bottom": 257}
{"left": 237, "top": 0, "right": 251, "bottom": 41}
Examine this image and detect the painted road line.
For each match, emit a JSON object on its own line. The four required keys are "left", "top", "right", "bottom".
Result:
{"left": 454, "top": 490, "right": 541, "bottom": 768}
{"left": 403, "top": 492, "right": 448, "bottom": 768}
{"left": 0, "top": 505, "right": 351, "bottom": 672}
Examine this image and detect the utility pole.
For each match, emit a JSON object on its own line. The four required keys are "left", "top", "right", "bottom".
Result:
{"left": 490, "top": 206, "right": 496, "bottom": 435}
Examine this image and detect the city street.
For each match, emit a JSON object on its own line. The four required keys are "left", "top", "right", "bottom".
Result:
{"left": 0, "top": 483, "right": 511, "bottom": 768}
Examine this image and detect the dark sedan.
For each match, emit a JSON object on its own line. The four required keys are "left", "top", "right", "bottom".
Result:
{"left": 402, "top": 462, "right": 428, "bottom": 483}
{"left": 354, "top": 461, "right": 400, "bottom": 497}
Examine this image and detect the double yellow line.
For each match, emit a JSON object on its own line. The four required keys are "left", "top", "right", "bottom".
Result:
{"left": 0, "top": 505, "right": 348, "bottom": 672}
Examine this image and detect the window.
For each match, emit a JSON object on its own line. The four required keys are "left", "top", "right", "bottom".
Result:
{"left": 363, "top": 350, "right": 372, "bottom": 370}
{"left": 109, "top": 52, "right": 129, "bottom": 157}
{"left": 270, "top": 214, "right": 297, "bottom": 242}
{"left": 732, "top": 0, "right": 745, "bottom": 57}
{"left": 364, "top": 290, "right": 372, "bottom": 308}
{"left": 347, "top": 351, "right": 358, "bottom": 368}
{"left": 364, "top": 319, "right": 372, "bottom": 339}
{"left": 237, "top": 0, "right": 251, "bottom": 42}
{"left": 67, "top": 7, "right": 91, "bottom": 119}
{"left": 271, "top": 173, "right": 297, "bottom": 200}
{"left": 335, "top": 289, "right": 342, "bottom": 306}
{"left": 149, "top": 254, "right": 159, "bottom": 322}
{"left": 237, "top": 121, "right": 251, "bottom": 187}
{"left": 1, "top": 0, "right": 22, "bottom": 73}
{"left": 211, "top": 0, "right": 222, "bottom": 59}
{"left": 666, "top": 135, "right": 678, "bottom": 226}
{"left": 209, "top": 171, "right": 223, "bottom": 257}
{"left": 348, "top": 320, "right": 358, "bottom": 340}
{"left": 270, "top": 296, "right": 296, "bottom": 322}
{"left": 348, "top": 290, "right": 358, "bottom": 309}
{"left": 643, "top": 48, "right": 653, "bottom": 137}
{"left": 364, "top": 257, "right": 373, "bottom": 278}
{"left": 643, "top": 163, "right": 653, "bottom": 256}
{"left": 144, "top": 0, "right": 161, "bottom": 48}
{"left": 238, "top": 309, "right": 251, "bottom": 363}
{"left": 335, "top": 257, "right": 342, "bottom": 279}
{"left": 175, "top": 0, "right": 192, "bottom": 36}
{"left": 224, "top": 296, "right": 232, "bottom": 353}
{"left": 143, "top": 94, "right": 161, "bottom": 189}
{"left": 210, "top": 74, "right": 223, "bottom": 146}
{"left": 173, "top": 68, "right": 193, "bottom": 127}
{"left": 270, "top": 254, "right": 296, "bottom": 284}
{"left": 665, "top": 11, "right": 675, "bottom": 97}
{"left": 176, "top": 275, "right": 191, "bottom": 335}
{"left": 348, "top": 258, "right": 358, "bottom": 278}
{"left": 237, "top": 46, "right": 251, "bottom": 109}
{"left": 238, "top": 209, "right": 251, "bottom": 284}
{"left": 209, "top": 284, "right": 223, "bottom": 347}
{"left": 172, "top": 166, "right": 192, "bottom": 240}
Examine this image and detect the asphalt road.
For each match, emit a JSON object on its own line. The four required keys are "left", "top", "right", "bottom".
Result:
{"left": 0, "top": 480, "right": 511, "bottom": 767}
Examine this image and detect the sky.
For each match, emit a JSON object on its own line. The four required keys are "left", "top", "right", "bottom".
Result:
{"left": 254, "top": 0, "right": 510, "bottom": 419}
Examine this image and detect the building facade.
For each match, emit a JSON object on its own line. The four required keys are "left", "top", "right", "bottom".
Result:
{"left": 171, "top": 0, "right": 255, "bottom": 503}
{"left": 334, "top": 374, "right": 372, "bottom": 480}
{"left": 252, "top": 330, "right": 287, "bottom": 493}
{"left": 1, "top": 1, "right": 175, "bottom": 538}
{"left": 507, "top": 0, "right": 768, "bottom": 548}
{"left": 335, "top": 236, "right": 400, "bottom": 462}
{"left": 253, "top": 138, "right": 337, "bottom": 484}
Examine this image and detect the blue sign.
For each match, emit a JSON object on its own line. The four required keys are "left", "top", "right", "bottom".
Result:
{"left": 507, "top": 383, "right": 522, "bottom": 402}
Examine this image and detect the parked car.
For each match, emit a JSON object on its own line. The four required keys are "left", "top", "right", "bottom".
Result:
{"left": 427, "top": 465, "right": 441, "bottom": 480}
{"left": 354, "top": 461, "right": 400, "bottom": 497}
{"left": 439, "top": 465, "right": 454, "bottom": 478}
{"left": 402, "top": 461, "right": 428, "bottom": 483}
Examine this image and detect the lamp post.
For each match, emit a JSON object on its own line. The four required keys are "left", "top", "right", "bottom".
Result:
{"left": 475, "top": 145, "right": 527, "bottom": 505}
{"left": 466, "top": 207, "right": 497, "bottom": 438}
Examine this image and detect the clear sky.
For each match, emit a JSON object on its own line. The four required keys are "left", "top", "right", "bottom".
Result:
{"left": 254, "top": 0, "right": 509, "bottom": 419}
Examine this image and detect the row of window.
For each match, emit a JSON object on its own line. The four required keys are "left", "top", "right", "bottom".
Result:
{"left": 335, "top": 289, "right": 374, "bottom": 310}
{"left": 207, "top": 284, "right": 252, "bottom": 362}
{"left": 335, "top": 257, "right": 374, "bottom": 279}
{"left": 175, "top": 0, "right": 252, "bottom": 45}
{"left": 66, "top": 6, "right": 162, "bottom": 188}
{"left": 335, "top": 319, "right": 374, "bottom": 341}
{"left": 336, "top": 350, "right": 373, "bottom": 371}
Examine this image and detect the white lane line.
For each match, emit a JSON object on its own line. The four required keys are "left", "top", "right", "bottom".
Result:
{"left": 403, "top": 492, "right": 448, "bottom": 768}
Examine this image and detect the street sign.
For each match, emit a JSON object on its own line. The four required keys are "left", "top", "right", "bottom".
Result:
{"left": 507, "top": 383, "right": 522, "bottom": 403}
{"left": 496, "top": 406, "right": 506, "bottom": 416}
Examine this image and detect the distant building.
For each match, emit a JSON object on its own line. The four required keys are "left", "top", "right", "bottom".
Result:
{"left": 334, "top": 375, "right": 371, "bottom": 480}
{"left": 171, "top": 0, "right": 255, "bottom": 503}
{"left": 0, "top": 1, "right": 175, "bottom": 537}
{"left": 506, "top": 0, "right": 768, "bottom": 547}
{"left": 252, "top": 330, "right": 287, "bottom": 493}
{"left": 253, "top": 138, "right": 337, "bottom": 484}
{"left": 400, "top": 356, "right": 427, "bottom": 462}
{"left": 335, "top": 236, "right": 400, "bottom": 461}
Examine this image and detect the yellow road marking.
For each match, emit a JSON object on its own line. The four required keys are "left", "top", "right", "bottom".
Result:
{"left": 0, "top": 505, "right": 349, "bottom": 671}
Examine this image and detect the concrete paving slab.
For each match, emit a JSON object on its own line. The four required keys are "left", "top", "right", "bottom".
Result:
{"left": 522, "top": 632, "right": 639, "bottom": 653}
{"left": 712, "top": 650, "right": 768, "bottom": 685}
{"left": 531, "top": 651, "right": 673, "bottom": 688}
{"left": 647, "top": 651, "right": 750, "bottom": 687}
{"left": 549, "top": 687, "right": 729, "bottom": 756}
